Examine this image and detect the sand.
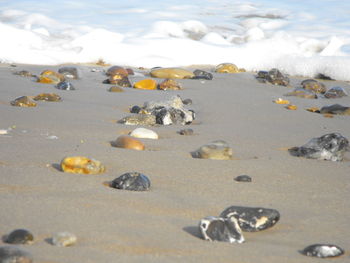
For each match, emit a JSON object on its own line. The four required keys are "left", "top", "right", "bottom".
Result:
{"left": 0, "top": 63, "right": 349, "bottom": 263}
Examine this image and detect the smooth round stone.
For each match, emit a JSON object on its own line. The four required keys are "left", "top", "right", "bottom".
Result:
{"left": 5, "top": 229, "right": 34, "bottom": 245}
{"left": 37, "top": 70, "right": 65, "bottom": 84}
{"left": 58, "top": 67, "right": 81, "bottom": 79}
{"left": 60, "top": 156, "right": 105, "bottom": 174}
{"left": 194, "top": 140, "right": 233, "bottom": 160}
{"left": 134, "top": 79, "right": 157, "bottom": 90}
{"left": 130, "top": 105, "right": 142, "bottom": 114}
{"left": 56, "top": 81, "right": 75, "bottom": 90}
{"left": 320, "top": 104, "right": 350, "bottom": 115}
{"left": 199, "top": 216, "right": 244, "bottom": 243}
{"left": 52, "top": 232, "right": 77, "bottom": 247}
{"left": 110, "top": 172, "right": 150, "bottom": 191}
{"left": 182, "top": 98, "right": 192, "bottom": 105}
{"left": 33, "top": 93, "right": 61, "bottom": 102}
{"left": 301, "top": 244, "right": 344, "bottom": 258}
{"left": 108, "top": 86, "right": 124, "bottom": 92}
{"left": 129, "top": 128, "right": 158, "bottom": 139}
{"left": 0, "top": 246, "right": 33, "bottom": 263}
{"left": 158, "top": 79, "right": 182, "bottom": 90}
{"left": 113, "top": 135, "right": 145, "bottom": 150}
{"left": 107, "top": 76, "right": 132, "bottom": 87}
{"left": 150, "top": 68, "right": 195, "bottom": 79}
{"left": 220, "top": 206, "right": 280, "bottom": 232}
{"left": 178, "top": 128, "right": 194, "bottom": 135}
{"left": 106, "top": 66, "right": 129, "bottom": 77}
{"left": 193, "top": 69, "right": 213, "bottom": 80}
{"left": 301, "top": 79, "right": 327, "bottom": 93}
{"left": 118, "top": 114, "right": 156, "bottom": 126}
{"left": 13, "top": 70, "right": 34, "bottom": 77}
{"left": 284, "top": 88, "right": 317, "bottom": 99}
{"left": 215, "top": 63, "right": 242, "bottom": 73}
{"left": 234, "top": 175, "right": 252, "bottom": 182}
{"left": 324, "top": 86, "right": 348, "bottom": 98}
{"left": 10, "top": 96, "right": 37, "bottom": 107}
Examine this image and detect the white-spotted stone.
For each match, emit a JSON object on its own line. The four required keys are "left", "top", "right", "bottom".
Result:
{"left": 302, "top": 244, "right": 344, "bottom": 258}
{"left": 129, "top": 128, "right": 158, "bottom": 139}
{"left": 52, "top": 232, "right": 77, "bottom": 247}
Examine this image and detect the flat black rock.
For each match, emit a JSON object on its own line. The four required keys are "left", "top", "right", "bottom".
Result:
{"left": 320, "top": 104, "right": 349, "bottom": 115}
{"left": 110, "top": 172, "right": 150, "bottom": 191}
{"left": 0, "top": 246, "right": 33, "bottom": 263}
{"left": 234, "top": 175, "right": 252, "bottom": 182}
{"left": 301, "top": 244, "right": 344, "bottom": 258}
{"left": 5, "top": 229, "right": 34, "bottom": 245}
{"left": 199, "top": 216, "right": 244, "bottom": 243}
{"left": 220, "top": 206, "right": 280, "bottom": 232}
{"left": 192, "top": 69, "right": 213, "bottom": 80}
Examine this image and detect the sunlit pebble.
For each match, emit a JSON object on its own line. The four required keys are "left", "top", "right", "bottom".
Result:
{"left": 0, "top": 129, "right": 8, "bottom": 135}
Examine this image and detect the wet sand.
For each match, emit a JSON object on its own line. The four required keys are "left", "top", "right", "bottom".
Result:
{"left": 0, "top": 63, "right": 349, "bottom": 263}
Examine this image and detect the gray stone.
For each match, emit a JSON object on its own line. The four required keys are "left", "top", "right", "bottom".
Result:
{"left": 324, "top": 87, "right": 348, "bottom": 98}
{"left": 111, "top": 172, "right": 151, "bottom": 191}
{"left": 193, "top": 140, "right": 232, "bottom": 160}
{"left": 5, "top": 229, "right": 33, "bottom": 245}
{"left": 234, "top": 175, "right": 252, "bottom": 182}
{"left": 58, "top": 67, "right": 81, "bottom": 79}
{"left": 320, "top": 104, "right": 350, "bottom": 115}
{"left": 192, "top": 69, "right": 213, "bottom": 80}
{"left": 0, "top": 246, "right": 33, "bottom": 263}
{"left": 56, "top": 81, "right": 75, "bottom": 90}
{"left": 118, "top": 114, "right": 156, "bottom": 126}
{"left": 256, "top": 69, "right": 289, "bottom": 86}
{"left": 301, "top": 244, "right": 344, "bottom": 258}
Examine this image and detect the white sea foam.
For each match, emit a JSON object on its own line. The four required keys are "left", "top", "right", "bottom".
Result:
{"left": 1, "top": 0, "right": 350, "bottom": 80}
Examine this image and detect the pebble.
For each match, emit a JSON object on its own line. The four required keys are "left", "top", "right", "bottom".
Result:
{"left": 5, "top": 229, "right": 34, "bottom": 245}
{"left": 158, "top": 78, "right": 183, "bottom": 90}
{"left": 284, "top": 88, "right": 317, "bottom": 99}
{"left": 182, "top": 98, "right": 192, "bottom": 105}
{"left": 220, "top": 206, "right": 280, "bottom": 232}
{"left": 56, "top": 81, "right": 75, "bottom": 90}
{"left": 273, "top": 98, "right": 290, "bottom": 104}
{"left": 134, "top": 79, "right": 157, "bottom": 90}
{"left": 58, "top": 67, "right": 81, "bottom": 79}
{"left": 107, "top": 76, "right": 132, "bottom": 87}
{"left": 130, "top": 105, "right": 142, "bottom": 114}
{"left": 192, "top": 69, "right": 213, "bottom": 80}
{"left": 288, "top": 133, "right": 349, "bottom": 161}
{"left": 324, "top": 86, "right": 348, "bottom": 98}
{"left": 193, "top": 140, "right": 233, "bottom": 160}
{"left": 0, "top": 246, "right": 33, "bottom": 263}
{"left": 108, "top": 86, "right": 124, "bottom": 92}
{"left": 301, "top": 244, "right": 344, "bottom": 258}
{"left": 234, "top": 175, "right": 252, "bottom": 182}
{"left": 118, "top": 114, "right": 157, "bottom": 126}
{"left": 285, "top": 104, "right": 297, "bottom": 110}
{"left": 33, "top": 93, "right": 62, "bottom": 102}
{"left": 110, "top": 172, "right": 151, "bottom": 191}
{"left": 10, "top": 96, "right": 37, "bottom": 107}
{"left": 37, "top": 70, "right": 65, "bottom": 84}
{"left": 150, "top": 68, "right": 195, "bottom": 79}
{"left": 106, "top": 66, "right": 129, "bottom": 77}
{"left": 129, "top": 128, "right": 158, "bottom": 139}
{"left": 177, "top": 128, "right": 194, "bottom": 135}
{"left": 13, "top": 70, "right": 34, "bottom": 77}
{"left": 113, "top": 135, "right": 145, "bottom": 150}
{"left": 199, "top": 216, "right": 244, "bottom": 243}
{"left": 60, "top": 156, "right": 105, "bottom": 174}
{"left": 215, "top": 63, "right": 243, "bottom": 73}
{"left": 256, "top": 68, "right": 290, "bottom": 86}
{"left": 320, "top": 104, "right": 350, "bottom": 115}
{"left": 51, "top": 232, "right": 77, "bottom": 247}
{"left": 301, "top": 79, "right": 327, "bottom": 94}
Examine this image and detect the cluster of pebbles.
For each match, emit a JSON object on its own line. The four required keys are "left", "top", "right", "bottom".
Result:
{"left": 5, "top": 62, "right": 348, "bottom": 261}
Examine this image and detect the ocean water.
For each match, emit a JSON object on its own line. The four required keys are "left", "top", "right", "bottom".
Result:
{"left": 1, "top": 0, "right": 350, "bottom": 80}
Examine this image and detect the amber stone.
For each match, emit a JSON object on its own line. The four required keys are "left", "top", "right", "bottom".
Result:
{"left": 158, "top": 79, "right": 182, "bottom": 90}
{"left": 113, "top": 135, "right": 145, "bottom": 150}
{"left": 284, "top": 88, "right": 317, "bottom": 99}
{"left": 273, "top": 98, "right": 290, "bottom": 104}
{"left": 150, "top": 68, "right": 195, "bottom": 79}
{"left": 215, "top": 63, "right": 243, "bottom": 73}
{"left": 285, "top": 105, "right": 297, "bottom": 110}
{"left": 306, "top": 107, "right": 320, "bottom": 113}
{"left": 134, "top": 79, "right": 157, "bottom": 90}
{"left": 108, "top": 75, "right": 132, "bottom": 87}
{"left": 10, "top": 96, "right": 37, "bottom": 107}
{"left": 106, "top": 66, "right": 128, "bottom": 77}
{"left": 61, "top": 156, "right": 105, "bottom": 174}
{"left": 33, "top": 93, "right": 61, "bottom": 101}
{"left": 37, "top": 70, "right": 65, "bottom": 84}
{"left": 301, "top": 79, "right": 327, "bottom": 94}
{"left": 108, "top": 86, "right": 124, "bottom": 92}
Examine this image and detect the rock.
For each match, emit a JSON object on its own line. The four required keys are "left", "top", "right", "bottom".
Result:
{"left": 37, "top": 70, "right": 65, "bottom": 84}
{"left": 319, "top": 104, "right": 350, "bottom": 115}
{"left": 126, "top": 68, "right": 134, "bottom": 75}
{"left": 13, "top": 70, "right": 34, "bottom": 77}
{"left": 193, "top": 140, "right": 232, "bottom": 160}
{"left": 285, "top": 104, "right": 297, "bottom": 110}
{"left": 182, "top": 98, "right": 192, "bottom": 105}
{"left": 106, "top": 66, "right": 129, "bottom": 77}
{"left": 301, "top": 79, "right": 327, "bottom": 94}
{"left": 118, "top": 114, "right": 157, "bottom": 126}
{"left": 158, "top": 79, "right": 183, "bottom": 90}
{"left": 10, "top": 96, "right": 37, "bottom": 107}
{"left": 56, "top": 81, "right": 75, "bottom": 90}
{"left": 5, "top": 229, "right": 34, "bottom": 245}
{"left": 199, "top": 216, "right": 244, "bottom": 243}
{"left": 130, "top": 105, "right": 142, "bottom": 114}
{"left": 273, "top": 98, "right": 290, "bottom": 104}
{"left": 134, "top": 79, "right": 157, "bottom": 90}
{"left": 107, "top": 76, "right": 132, "bottom": 87}
{"left": 60, "top": 156, "right": 105, "bottom": 174}
{"left": 301, "top": 244, "right": 344, "bottom": 258}
{"left": 110, "top": 172, "right": 150, "bottom": 191}
{"left": 234, "top": 175, "right": 252, "bottom": 182}
{"left": 33, "top": 93, "right": 62, "bottom": 102}
{"left": 129, "top": 128, "right": 158, "bottom": 139}
{"left": 215, "top": 63, "right": 244, "bottom": 73}
{"left": 220, "top": 206, "right": 280, "bottom": 232}
{"left": 324, "top": 87, "right": 348, "bottom": 98}
{"left": 150, "top": 68, "right": 195, "bottom": 79}
{"left": 315, "top": 73, "right": 334, "bottom": 80}
{"left": 178, "top": 128, "right": 194, "bottom": 135}
{"left": 0, "top": 246, "right": 33, "bottom": 263}
{"left": 256, "top": 68, "right": 289, "bottom": 86}
{"left": 51, "top": 232, "right": 77, "bottom": 247}
{"left": 58, "top": 67, "right": 81, "bottom": 79}
{"left": 108, "top": 86, "right": 124, "bottom": 92}
{"left": 284, "top": 88, "right": 317, "bottom": 99}
{"left": 113, "top": 135, "right": 145, "bottom": 150}
{"left": 288, "top": 133, "right": 349, "bottom": 161}
{"left": 192, "top": 69, "right": 213, "bottom": 80}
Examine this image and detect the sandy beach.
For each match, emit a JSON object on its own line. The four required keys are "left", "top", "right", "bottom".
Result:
{"left": 0, "top": 63, "right": 349, "bottom": 263}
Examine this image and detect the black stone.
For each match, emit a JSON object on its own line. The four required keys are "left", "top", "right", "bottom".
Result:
{"left": 110, "top": 172, "right": 150, "bottom": 191}
{"left": 199, "top": 216, "right": 244, "bottom": 243}
{"left": 234, "top": 175, "right": 252, "bottom": 182}
{"left": 130, "top": 105, "right": 142, "bottom": 114}
{"left": 153, "top": 107, "right": 194, "bottom": 125}
{"left": 58, "top": 67, "right": 80, "bottom": 79}
{"left": 320, "top": 104, "right": 349, "bottom": 115}
{"left": 220, "top": 206, "right": 280, "bottom": 232}
{"left": 5, "top": 229, "right": 34, "bottom": 245}
{"left": 56, "top": 81, "right": 75, "bottom": 90}
{"left": 324, "top": 87, "right": 348, "bottom": 99}
{"left": 192, "top": 69, "right": 213, "bottom": 80}
{"left": 288, "top": 133, "right": 349, "bottom": 162}
{"left": 0, "top": 246, "right": 33, "bottom": 263}
{"left": 301, "top": 244, "right": 344, "bottom": 258}
{"left": 178, "top": 128, "right": 194, "bottom": 135}
{"left": 315, "top": 73, "right": 334, "bottom": 80}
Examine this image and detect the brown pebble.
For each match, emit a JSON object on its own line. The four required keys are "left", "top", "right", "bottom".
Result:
{"left": 113, "top": 135, "right": 145, "bottom": 150}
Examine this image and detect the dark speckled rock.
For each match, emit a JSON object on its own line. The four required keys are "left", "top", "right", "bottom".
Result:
{"left": 192, "top": 69, "right": 213, "bottom": 80}
{"left": 110, "top": 172, "right": 150, "bottom": 191}
{"left": 324, "top": 87, "right": 347, "bottom": 98}
{"left": 220, "top": 206, "right": 280, "bottom": 232}
{"left": 0, "top": 246, "right": 33, "bottom": 263}
{"left": 301, "top": 244, "right": 344, "bottom": 258}
{"left": 256, "top": 68, "right": 289, "bottom": 86}
{"left": 234, "top": 175, "right": 252, "bottom": 182}
{"left": 320, "top": 104, "right": 350, "bottom": 115}
{"left": 5, "top": 229, "right": 34, "bottom": 245}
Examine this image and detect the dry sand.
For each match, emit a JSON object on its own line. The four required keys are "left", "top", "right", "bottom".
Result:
{"left": 0, "top": 63, "right": 349, "bottom": 263}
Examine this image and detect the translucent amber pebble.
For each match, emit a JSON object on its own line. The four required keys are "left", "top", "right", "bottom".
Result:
{"left": 273, "top": 98, "right": 290, "bottom": 104}
{"left": 215, "top": 63, "right": 242, "bottom": 73}
{"left": 134, "top": 79, "right": 157, "bottom": 90}
{"left": 10, "top": 96, "right": 37, "bottom": 107}
{"left": 33, "top": 93, "right": 61, "bottom": 102}
{"left": 158, "top": 79, "right": 182, "bottom": 90}
{"left": 61, "top": 156, "right": 105, "bottom": 174}
{"left": 150, "top": 68, "right": 194, "bottom": 79}
{"left": 306, "top": 107, "right": 320, "bottom": 113}
{"left": 285, "top": 105, "right": 297, "bottom": 110}
{"left": 38, "top": 70, "right": 65, "bottom": 84}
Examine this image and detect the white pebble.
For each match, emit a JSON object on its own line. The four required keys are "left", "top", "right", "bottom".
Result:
{"left": 129, "top": 128, "right": 158, "bottom": 139}
{"left": 0, "top": 129, "right": 8, "bottom": 135}
{"left": 52, "top": 232, "right": 77, "bottom": 247}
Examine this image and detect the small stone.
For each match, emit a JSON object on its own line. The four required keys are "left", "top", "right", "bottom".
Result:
{"left": 285, "top": 104, "right": 297, "bottom": 110}
{"left": 220, "top": 206, "right": 280, "bottom": 232}
{"left": 134, "top": 79, "right": 157, "bottom": 90}
{"left": 182, "top": 98, "right": 192, "bottom": 105}
{"left": 37, "top": 70, "right": 65, "bottom": 84}
{"left": 107, "top": 75, "right": 132, "bottom": 87}
{"left": 118, "top": 114, "right": 157, "bottom": 126}
{"left": 288, "top": 133, "right": 349, "bottom": 161}
{"left": 106, "top": 66, "right": 129, "bottom": 77}
{"left": 306, "top": 107, "right": 320, "bottom": 113}
{"left": 60, "top": 156, "right": 105, "bottom": 174}
{"left": 301, "top": 79, "right": 327, "bottom": 94}
{"left": 126, "top": 68, "right": 134, "bottom": 75}
{"left": 324, "top": 87, "right": 348, "bottom": 98}
{"left": 257, "top": 68, "right": 289, "bottom": 86}
{"left": 113, "top": 135, "right": 145, "bottom": 150}
{"left": 273, "top": 98, "right": 290, "bottom": 104}
{"left": 108, "top": 86, "right": 124, "bottom": 92}
{"left": 10, "top": 96, "right": 37, "bottom": 107}
{"left": 13, "top": 70, "right": 34, "bottom": 77}
{"left": 193, "top": 140, "right": 232, "bottom": 160}
{"left": 33, "top": 93, "right": 62, "bottom": 102}
{"left": 58, "top": 67, "right": 81, "bottom": 79}
{"left": 150, "top": 68, "right": 195, "bottom": 79}
{"left": 129, "top": 128, "right": 158, "bottom": 139}
{"left": 110, "top": 172, "right": 150, "bottom": 191}
{"left": 192, "top": 69, "right": 213, "bottom": 80}
{"left": 199, "top": 216, "right": 244, "bottom": 243}
{"left": 130, "top": 105, "right": 142, "bottom": 114}
{"left": 5, "top": 229, "right": 34, "bottom": 245}
{"left": 284, "top": 88, "right": 317, "bottom": 99}
{"left": 301, "top": 244, "right": 344, "bottom": 258}
{"left": 0, "top": 246, "right": 33, "bottom": 263}
{"left": 234, "top": 175, "right": 252, "bottom": 182}
{"left": 52, "top": 232, "right": 77, "bottom": 247}
{"left": 158, "top": 79, "right": 182, "bottom": 90}
{"left": 56, "top": 81, "right": 75, "bottom": 90}
{"left": 315, "top": 73, "right": 334, "bottom": 80}
{"left": 178, "top": 128, "right": 194, "bottom": 135}
{"left": 320, "top": 104, "right": 350, "bottom": 115}
{"left": 215, "top": 63, "right": 242, "bottom": 73}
